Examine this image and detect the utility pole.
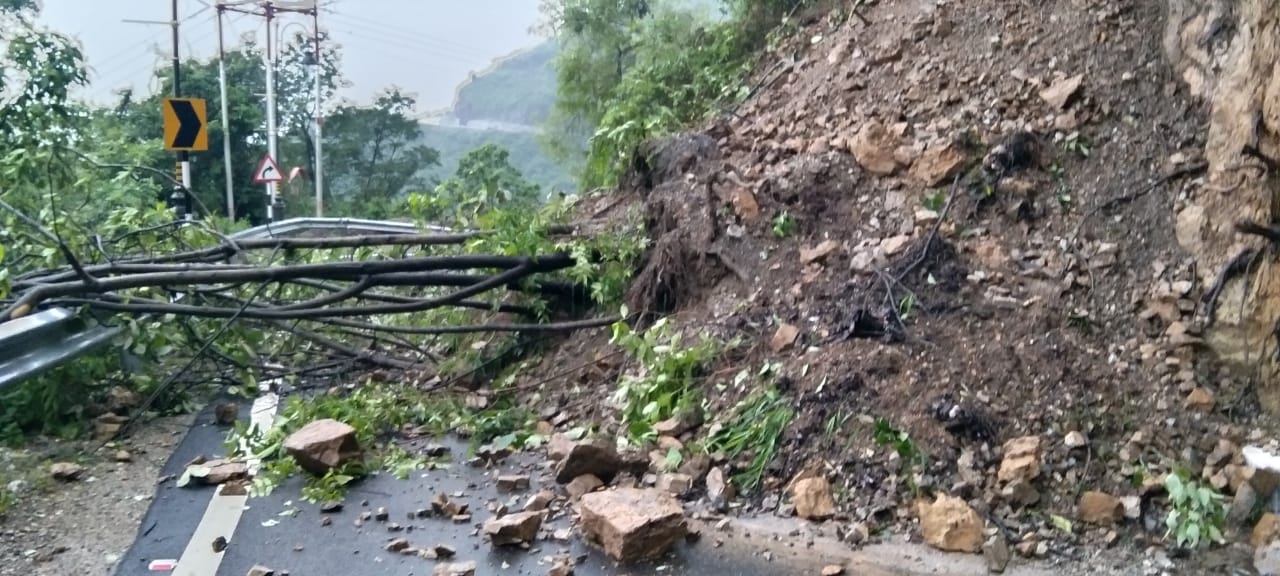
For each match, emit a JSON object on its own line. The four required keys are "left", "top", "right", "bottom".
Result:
{"left": 216, "top": 0, "right": 318, "bottom": 223}
{"left": 216, "top": 5, "right": 235, "bottom": 221}
{"left": 264, "top": 2, "right": 282, "bottom": 222}
{"left": 312, "top": 8, "right": 324, "bottom": 217}
{"left": 170, "top": 0, "right": 192, "bottom": 221}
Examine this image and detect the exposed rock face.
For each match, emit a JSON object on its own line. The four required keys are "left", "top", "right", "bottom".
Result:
{"left": 282, "top": 419, "right": 363, "bottom": 475}
{"left": 578, "top": 488, "right": 687, "bottom": 562}
{"left": 1165, "top": 0, "right": 1280, "bottom": 412}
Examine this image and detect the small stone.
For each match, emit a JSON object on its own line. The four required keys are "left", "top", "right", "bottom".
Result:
{"left": 770, "top": 323, "right": 800, "bottom": 353}
{"left": 374, "top": 507, "right": 389, "bottom": 521}
{"left": 107, "top": 386, "right": 143, "bottom": 414}
{"left": 1256, "top": 542, "right": 1280, "bottom": 576}
{"left": 910, "top": 140, "right": 968, "bottom": 187}
{"left": 821, "top": 565, "right": 845, "bottom": 576}
{"left": 113, "top": 450, "right": 133, "bottom": 463}
{"left": 983, "top": 536, "right": 1011, "bottom": 573}
{"left": 523, "top": 490, "right": 556, "bottom": 512}
{"left": 385, "top": 538, "right": 410, "bottom": 553}
{"left": 423, "top": 444, "right": 450, "bottom": 458}
{"left": 880, "top": 235, "right": 913, "bottom": 256}
{"left": 1120, "top": 496, "right": 1142, "bottom": 520}
{"left": 657, "top": 473, "right": 692, "bottom": 496}
{"left": 1064, "top": 431, "right": 1088, "bottom": 449}
{"left": 49, "top": 462, "right": 85, "bottom": 481}
{"left": 1184, "top": 388, "right": 1216, "bottom": 412}
{"left": 1001, "top": 479, "right": 1040, "bottom": 507}
{"left": 483, "top": 510, "right": 543, "bottom": 546}
{"left": 653, "top": 409, "right": 703, "bottom": 437}
{"left": 566, "top": 474, "right": 604, "bottom": 500}
{"left": 282, "top": 419, "right": 363, "bottom": 476}
{"left": 578, "top": 488, "right": 687, "bottom": 562}
{"left": 800, "top": 240, "right": 841, "bottom": 265}
{"left": 1254, "top": 513, "right": 1280, "bottom": 548}
{"left": 496, "top": 475, "right": 530, "bottom": 493}
{"left": 548, "top": 561, "right": 575, "bottom": 576}
{"left": 433, "top": 561, "right": 477, "bottom": 576}
{"left": 705, "top": 466, "right": 735, "bottom": 509}
{"left": 791, "top": 477, "right": 836, "bottom": 521}
{"left": 246, "top": 566, "right": 275, "bottom": 576}
{"left": 917, "top": 493, "right": 984, "bottom": 553}
{"left": 850, "top": 121, "right": 903, "bottom": 175}
{"left": 1078, "top": 491, "right": 1123, "bottom": 525}
{"left": 1039, "top": 73, "right": 1084, "bottom": 110}
{"left": 214, "top": 403, "right": 239, "bottom": 426}
{"left": 998, "top": 436, "right": 1042, "bottom": 483}
{"left": 431, "top": 493, "right": 467, "bottom": 517}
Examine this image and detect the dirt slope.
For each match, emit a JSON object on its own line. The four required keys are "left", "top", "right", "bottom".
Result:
{"left": 516, "top": 0, "right": 1276, "bottom": 572}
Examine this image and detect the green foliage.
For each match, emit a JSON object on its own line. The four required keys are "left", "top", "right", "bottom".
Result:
{"left": 771, "top": 210, "right": 795, "bottom": 238}
{"left": 321, "top": 88, "right": 441, "bottom": 219}
{"left": 582, "top": 13, "right": 750, "bottom": 188}
{"left": 609, "top": 314, "right": 719, "bottom": 444}
{"left": 418, "top": 144, "right": 543, "bottom": 226}
{"left": 227, "top": 381, "right": 536, "bottom": 500}
{"left": 1164, "top": 471, "right": 1227, "bottom": 550}
{"left": 543, "top": 0, "right": 810, "bottom": 188}
{"left": 703, "top": 385, "right": 793, "bottom": 490}
{"left": 417, "top": 124, "right": 576, "bottom": 195}
{"left": 873, "top": 417, "right": 926, "bottom": 497}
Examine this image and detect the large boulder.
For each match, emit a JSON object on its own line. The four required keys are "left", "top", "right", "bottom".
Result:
{"left": 578, "top": 488, "right": 687, "bottom": 562}
{"left": 282, "top": 419, "right": 363, "bottom": 475}
{"left": 918, "top": 494, "right": 984, "bottom": 553}
{"left": 555, "top": 440, "right": 623, "bottom": 484}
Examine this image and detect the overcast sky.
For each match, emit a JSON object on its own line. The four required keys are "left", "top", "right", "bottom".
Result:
{"left": 38, "top": 0, "right": 546, "bottom": 113}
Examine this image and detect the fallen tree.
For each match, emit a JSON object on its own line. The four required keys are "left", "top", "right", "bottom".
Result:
{"left": 0, "top": 191, "right": 646, "bottom": 440}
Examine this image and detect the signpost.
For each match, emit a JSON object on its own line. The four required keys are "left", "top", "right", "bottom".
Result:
{"left": 253, "top": 154, "right": 283, "bottom": 184}
{"left": 254, "top": 154, "right": 285, "bottom": 220}
{"left": 162, "top": 97, "right": 208, "bottom": 152}
{"left": 162, "top": 96, "right": 207, "bottom": 221}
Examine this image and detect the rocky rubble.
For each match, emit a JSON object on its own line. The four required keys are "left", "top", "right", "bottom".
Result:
{"left": 505, "top": 0, "right": 1280, "bottom": 573}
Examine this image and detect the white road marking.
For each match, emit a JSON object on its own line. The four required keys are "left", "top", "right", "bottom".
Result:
{"left": 171, "top": 381, "right": 280, "bottom": 576}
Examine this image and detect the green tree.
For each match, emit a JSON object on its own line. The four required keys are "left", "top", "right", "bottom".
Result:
{"left": 321, "top": 87, "right": 440, "bottom": 218}
{"left": 420, "top": 144, "right": 542, "bottom": 225}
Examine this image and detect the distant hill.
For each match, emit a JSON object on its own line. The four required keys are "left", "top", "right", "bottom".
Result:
{"left": 415, "top": 123, "right": 576, "bottom": 194}
{"left": 451, "top": 41, "right": 558, "bottom": 127}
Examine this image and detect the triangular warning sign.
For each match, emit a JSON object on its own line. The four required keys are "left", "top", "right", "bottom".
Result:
{"left": 253, "top": 154, "right": 283, "bottom": 184}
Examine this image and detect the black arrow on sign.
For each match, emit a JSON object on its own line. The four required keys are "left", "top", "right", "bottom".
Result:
{"left": 169, "top": 99, "right": 202, "bottom": 149}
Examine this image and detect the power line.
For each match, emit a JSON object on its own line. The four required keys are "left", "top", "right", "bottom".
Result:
{"left": 336, "top": 27, "right": 489, "bottom": 68}
{"left": 323, "top": 10, "right": 491, "bottom": 61}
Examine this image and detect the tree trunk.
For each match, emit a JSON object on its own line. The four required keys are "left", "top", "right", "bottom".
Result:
{"left": 1165, "top": 0, "right": 1280, "bottom": 410}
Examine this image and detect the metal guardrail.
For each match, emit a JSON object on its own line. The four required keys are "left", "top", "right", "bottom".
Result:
{"left": 0, "top": 217, "right": 443, "bottom": 390}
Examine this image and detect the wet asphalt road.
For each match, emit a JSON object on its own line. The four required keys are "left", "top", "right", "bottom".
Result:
{"left": 111, "top": 401, "right": 794, "bottom": 576}
{"left": 112, "top": 400, "right": 1048, "bottom": 576}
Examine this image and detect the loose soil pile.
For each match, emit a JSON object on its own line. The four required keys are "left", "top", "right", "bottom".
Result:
{"left": 511, "top": 0, "right": 1276, "bottom": 573}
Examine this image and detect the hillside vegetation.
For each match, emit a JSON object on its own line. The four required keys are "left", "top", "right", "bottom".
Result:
{"left": 415, "top": 122, "right": 576, "bottom": 194}
{"left": 451, "top": 41, "right": 559, "bottom": 127}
